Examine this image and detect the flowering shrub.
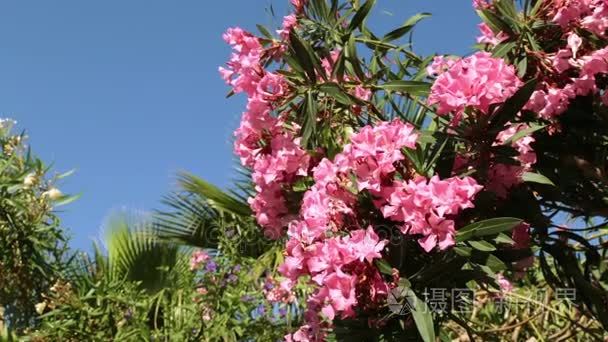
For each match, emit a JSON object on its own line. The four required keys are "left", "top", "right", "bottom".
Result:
{"left": 0, "top": 119, "right": 74, "bottom": 331}
{"left": 221, "top": 0, "right": 608, "bottom": 340}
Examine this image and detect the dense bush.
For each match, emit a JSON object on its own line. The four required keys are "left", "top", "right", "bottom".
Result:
{"left": 0, "top": 119, "right": 73, "bottom": 331}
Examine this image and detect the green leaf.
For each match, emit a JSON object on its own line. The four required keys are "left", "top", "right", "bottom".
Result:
{"left": 382, "top": 13, "right": 431, "bottom": 42}
{"left": 319, "top": 82, "right": 357, "bottom": 105}
{"left": 494, "top": 233, "right": 515, "bottom": 245}
{"left": 479, "top": 9, "right": 512, "bottom": 35}
{"left": 54, "top": 193, "right": 81, "bottom": 207}
{"left": 256, "top": 24, "right": 273, "bottom": 39}
{"left": 493, "top": 41, "right": 516, "bottom": 58}
{"left": 454, "top": 246, "right": 473, "bottom": 257}
{"left": 522, "top": 171, "right": 555, "bottom": 186}
{"left": 375, "top": 259, "right": 393, "bottom": 275}
{"left": 377, "top": 80, "right": 430, "bottom": 96}
{"left": 289, "top": 33, "right": 317, "bottom": 82}
{"left": 348, "top": 0, "right": 376, "bottom": 32}
{"left": 405, "top": 288, "right": 435, "bottom": 342}
{"left": 301, "top": 91, "right": 318, "bottom": 147}
{"left": 469, "top": 240, "right": 497, "bottom": 252}
{"left": 456, "top": 217, "right": 522, "bottom": 242}
{"left": 490, "top": 79, "right": 537, "bottom": 130}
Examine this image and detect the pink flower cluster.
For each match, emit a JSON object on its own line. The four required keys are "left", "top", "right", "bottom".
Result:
{"left": 282, "top": 227, "right": 388, "bottom": 341}
{"left": 220, "top": 27, "right": 311, "bottom": 237}
{"left": 428, "top": 52, "right": 522, "bottom": 122}
{"left": 279, "top": 119, "right": 482, "bottom": 341}
{"left": 379, "top": 175, "right": 483, "bottom": 252}
{"left": 518, "top": 0, "right": 608, "bottom": 120}
{"left": 486, "top": 123, "right": 537, "bottom": 198}
{"left": 525, "top": 45, "right": 608, "bottom": 119}
{"left": 190, "top": 250, "right": 210, "bottom": 271}
{"left": 476, "top": 23, "right": 508, "bottom": 46}
{"left": 551, "top": 0, "right": 608, "bottom": 37}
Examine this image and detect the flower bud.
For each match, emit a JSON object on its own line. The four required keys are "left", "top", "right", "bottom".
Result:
{"left": 43, "top": 188, "right": 63, "bottom": 201}
{"left": 23, "top": 173, "right": 37, "bottom": 188}
{"left": 35, "top": 302, "right": 47, "bottom": 315}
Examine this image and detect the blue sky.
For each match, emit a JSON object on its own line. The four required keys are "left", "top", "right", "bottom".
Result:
{"left": 0, "top": 1, "right": 479, "bottom": 250}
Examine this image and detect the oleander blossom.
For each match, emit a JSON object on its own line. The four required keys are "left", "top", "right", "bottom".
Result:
{"left": 380, "top": 175, "right": 483, "bottom": 252}
{"left": 550, "top": 0, "right": 608, "bottom": 37}
{"left": 476, "top": 23, "right": 508, "bottom": 46}
{"left": 428, "top": 52, "right": 522, "bottom": 121}
{"left": 486, "top": 122, "right": 537, "bottom": 198}
{"left": 280, "top": 119, "right": 484, "bottom": 341}
{"left": 190, "top": 250, "right": 210, "bottom": 270}
{"left": 220, "top": 27, "right": 311, "bottom": 237}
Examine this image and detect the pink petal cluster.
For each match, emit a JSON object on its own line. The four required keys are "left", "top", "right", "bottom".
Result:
{"left": 551, "top": 0, "right": 608, "bottom": 37}
{"left": 220, "top": 27, "right": 310, "bottom": 237}
{"left": 525, "top": 47, "right": 608, "bottom": 119}
{"left": 519, "top": 0, "right": 608, "bottom": 120}
{"left": 218, "top": 28, "right": 264, "bottom": 96}
{"left": 428, "top": 52, "right": 522, "bottom": 120}
{"left": 486, "top": 123, "right": 537, "bottom": 198}
{"left": 291, "top": 0, "right": 308, "bottom": 13}
{"left": 476, "top": 23, "right": 508, "bottom": 46}
{"left": 190, "top": 250, "right": 210, "bottom": 271}
{"left": 426, "top": 56, "right": 457, "bottom": 77}
{"left": 379, "top": 175, "right": 483, "bottom": 252}
{"left": 473, "top": 0, "right": 492, "bottom": 10}
{"left": 281, "top": 227, "right": 388, "bottom": 341}
{"left": 279, "top": 119, "right": 483, "bottom": 341}
{"left": 277, "top": 14, "right": 298, "bottom": 40}
{"left": 264, "top": 278, "right": 296, "bottom": 304}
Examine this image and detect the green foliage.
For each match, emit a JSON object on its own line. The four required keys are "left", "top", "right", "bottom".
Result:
{"left": 0, "top": 119, "right": 72, "bottom": 331}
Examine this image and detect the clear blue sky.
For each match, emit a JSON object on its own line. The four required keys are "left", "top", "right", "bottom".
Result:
{"left": 0, "top": 1, "right": 479, "bottom": 250}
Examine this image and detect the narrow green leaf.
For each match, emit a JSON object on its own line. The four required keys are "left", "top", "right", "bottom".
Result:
{"left": 348, "top": 0, "right": 376, "bottom": 32}
{"left": 456, "top": 217, "right": 522, "bottom": 242}
{"left": 479, "top": 9, "right": 513, "bottom": 34}
{"left": 405, "top": 288, "right": 435, "bottom": 342}
{"left": 319, "top": 82, "right": 357, "bottom": 105}
{"left": 382, "top": 13, "right": 431, "bottom": 42}
{"left": 256, "top": 24, "right": 273, "bottom": 39}
{"left": 375, "top": 259, "right": 393, "bottom": 275}
{"left": 493, "top": 41, "right": 516, "bottom": 58}
{"left": 469, "top": 240, "right": 497, "bottom": 252}
{"left": 490, "top": 79, "right": 537, "bottom": 130}
{"left": 522, "top": 171, "right": 555, "bottom": 186}
{"left": 289, "top": 33, "right": 317, "bottom": 82}
{"left": 377, "top": 80, "right": 430, "bottom": 96}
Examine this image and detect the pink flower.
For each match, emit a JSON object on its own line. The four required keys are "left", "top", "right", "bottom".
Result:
{"left": 426, "top": 56, "right": 456, "bottom": 77}
{"left": 381, "top": 175, "right": 482, "bottom": 251}
{"left": 473, "top": 0, "right": 491, "bottom": 10}
{"left": 291, "top": 0, "right": 307, "bottom": 13}
{"left": 278, "top": 14, "right": 298, "bottom": 40}
{"left": 476, "top": 23, "right": 507, "bottom": 46}
{"left": 567, "top": 32, "right": 583, "bottom": 58}
{"left": 346, "top": 226, "right": 387, "bottom": 263}
{"left": 219, "top": 27, "right": 264, "bottom": 96}
{"left": 495, "top": 122, "right": 537, "bottom": 167}
{"left": 190, "top": 250, "right": 210, "bottom": 270}
{"left": 497, "top": 273, "right": 513, "bottom": 293}
{"left": 428, "top": 52, "right": 522, "bottom": 119}
{"left": 486, "top": 164, "right": 524, "bottom": 199}
{"left": 550, "top": 49, "right": 573, "bottom": 73}
{"left": 345, "top": 119, "right": 418, "bottom": 192}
